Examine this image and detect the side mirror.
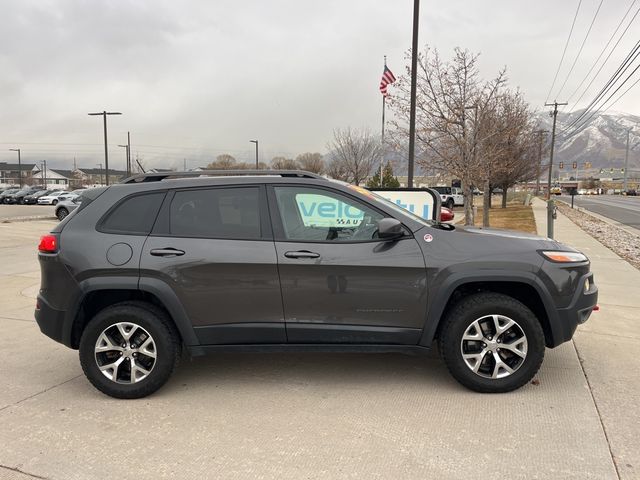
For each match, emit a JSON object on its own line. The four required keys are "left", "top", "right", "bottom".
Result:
{"left": 377, "top": 218, "right": 404, "bottom": 239}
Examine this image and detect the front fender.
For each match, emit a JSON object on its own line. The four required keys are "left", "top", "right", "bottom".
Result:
{"left": 419, "top": 270, "right": 560, "bottom": 347}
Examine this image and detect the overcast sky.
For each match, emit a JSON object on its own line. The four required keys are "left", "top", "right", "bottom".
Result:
{"left": 1, "top": 0, "right": 638, "bottom": 171}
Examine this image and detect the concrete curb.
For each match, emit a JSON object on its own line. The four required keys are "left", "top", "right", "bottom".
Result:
{"left": 555, "top": 198, "right": 640, "bottom": 238}
{"left": 0, "top": 216, "right": 56, "bottom": 223}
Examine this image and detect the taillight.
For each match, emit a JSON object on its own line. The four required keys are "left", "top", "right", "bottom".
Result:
{"left": 38, "top": 234, "right": 58, "bottom": 253}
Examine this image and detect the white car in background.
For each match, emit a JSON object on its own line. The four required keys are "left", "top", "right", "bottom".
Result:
{"left": 57, "top": 189, "right": 86, "bottom": 202}
{"left": 37, "top": 190, "right": 68, "bottom": 205}
{"left": 432, "top": 186, "right": 464, "bottom": 209}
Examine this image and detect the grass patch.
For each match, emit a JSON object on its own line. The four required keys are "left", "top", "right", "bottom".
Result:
{"left": 473, "top": 203, "right": 537, "bottom": 234}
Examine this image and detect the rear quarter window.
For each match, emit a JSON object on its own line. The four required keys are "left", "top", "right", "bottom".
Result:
{"left": 98, "top": 192, "right": 165, "bottom": 235}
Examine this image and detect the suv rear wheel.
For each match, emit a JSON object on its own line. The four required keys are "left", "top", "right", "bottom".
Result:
{"left": 79, "top": 301, "right": 181, "bottom": 399}
{"left": 439, "top": 292, "right": 545, "bottom": 393}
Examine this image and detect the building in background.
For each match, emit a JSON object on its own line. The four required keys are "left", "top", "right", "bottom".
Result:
{"left": 73, "top": 167, "right": 128, "bottom": 186}
{"left": 0, "top": 162, "right": 36, "bottom": 186}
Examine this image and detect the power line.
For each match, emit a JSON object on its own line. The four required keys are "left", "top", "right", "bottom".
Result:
{"left": 563, "top": 61, "right": 640, "bottom": 137}
{"left": 545, "top": 0, "right": 583, "bottom": 104}
{"left": 566, "top": 0, "right": 638, "bottom": 104}
{"left": 555, "top": 0, "right": 605, "bottom": 99}
{"left": 562, "top": 39, "right": 640, "bottom": 132}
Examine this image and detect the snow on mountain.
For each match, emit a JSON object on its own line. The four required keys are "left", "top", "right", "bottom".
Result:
{"left": 535, "top": 109, "right": 640, "bottom": 172}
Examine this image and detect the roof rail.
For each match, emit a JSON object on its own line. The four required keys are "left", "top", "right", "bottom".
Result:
{"left": 120, "top": 169, "right": 326, "bottom": 184}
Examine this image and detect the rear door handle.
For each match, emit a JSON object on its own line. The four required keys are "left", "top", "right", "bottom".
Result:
{"left": 150, "top": 248, "right": 185, "bottom": 257}
{"left": 284, "top": 250, "right": 320, "bottom": 259}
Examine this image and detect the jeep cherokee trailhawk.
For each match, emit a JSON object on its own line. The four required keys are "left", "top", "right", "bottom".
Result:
{"left": 35, "top": 170, "right": 598, "bottom": 398}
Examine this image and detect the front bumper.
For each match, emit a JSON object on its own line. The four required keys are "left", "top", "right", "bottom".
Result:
{"left": 549, "top": 272, "right": 598, "bottom": 347}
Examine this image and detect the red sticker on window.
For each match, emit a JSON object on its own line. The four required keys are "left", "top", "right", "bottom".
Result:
{"left": 423, "top": 233, "right": 433, "bottom": 243}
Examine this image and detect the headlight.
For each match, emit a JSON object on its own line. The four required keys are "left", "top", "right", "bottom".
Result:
{"left": 540, "top": 251, "right": 588, "bottom": 263}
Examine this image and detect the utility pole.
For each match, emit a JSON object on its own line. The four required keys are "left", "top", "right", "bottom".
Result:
{"left": 544, "top": 101, "right": 568, "bottom": 238}
{"left": 407, "top": 0, "right": 420, "bottom": 188}
{"left": 624, "top": 127, "right": 631, "bottom": 192}
{"left": 183, "top": 158, "right": 187, "bottom": 171}
{"left": 97, "top": 163, "right": 104, "bottom": 186}
{"left": 127, "top": 131, "right": 131, "bottom": 176}
{"left": 88, "top": 111, "right": 122, "bottom": 185}
{"left": 118, "top": 144, "right": 129, "bottom": 176}
{"left": 42, "top": 160, "right": 47, "bottom": 188}
{"left": 534, "top": 130, "right": 547, "bottom": 196}
{"left": 9, "top": 148, "right": 22, "bottom": 187}
{"left": 250, "top": 140, "right": 259, "bottom": 168}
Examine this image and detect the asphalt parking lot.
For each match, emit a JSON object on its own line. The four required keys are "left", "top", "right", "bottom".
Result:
{"left": 0, "top": 217, "right": 636, "bottom": 480}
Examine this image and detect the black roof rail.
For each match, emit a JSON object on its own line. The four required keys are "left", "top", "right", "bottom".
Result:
{"left": 120, "top": 169, "right": 326, "bottom": 184}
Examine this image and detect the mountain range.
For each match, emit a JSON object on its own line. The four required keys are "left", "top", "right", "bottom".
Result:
{"left": 536, "top": 109, "right": 640, "bottom": 175}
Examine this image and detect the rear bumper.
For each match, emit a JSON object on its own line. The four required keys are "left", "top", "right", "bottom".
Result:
{"left": 35, "top": 295, "right": 73, "bottom": 348}
{"left": 548, "top": 272, "right": 598, "bottom": 347}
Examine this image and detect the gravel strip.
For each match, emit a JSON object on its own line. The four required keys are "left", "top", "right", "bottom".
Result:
{"left": 556, "top": 202, "right": 640, "bottom": 270}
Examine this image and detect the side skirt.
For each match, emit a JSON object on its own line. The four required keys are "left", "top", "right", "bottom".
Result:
{"left": 188, "top": 344, "right": 431, "bottom": 356}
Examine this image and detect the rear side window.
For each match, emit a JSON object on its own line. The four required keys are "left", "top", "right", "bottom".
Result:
{"left": 99, "top": 192, "right": 165, "bottom": 235}
{"left": 169, "top": 187, "right": 260, "bottom": 239}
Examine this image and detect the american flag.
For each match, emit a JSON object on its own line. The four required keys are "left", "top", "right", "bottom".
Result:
{"left": 379, "top": 65, "right": 396, "bottom": 97}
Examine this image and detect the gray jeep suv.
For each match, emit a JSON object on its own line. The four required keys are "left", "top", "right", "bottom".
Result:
{"left": 35, "top": 171, "right": 598, "bottom": 398}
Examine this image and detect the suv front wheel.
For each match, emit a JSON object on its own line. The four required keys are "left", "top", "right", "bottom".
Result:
{"left": 439, "top": 292, "right": 545, "bottom": 393}
{"left": 79, "top": 301, "right": 181, "bottom": 399}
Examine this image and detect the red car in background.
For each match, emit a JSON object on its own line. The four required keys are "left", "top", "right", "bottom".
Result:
{"left": 440, "top": 206, "right": 455, "bottom": 222}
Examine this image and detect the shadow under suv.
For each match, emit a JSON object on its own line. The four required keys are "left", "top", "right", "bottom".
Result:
{"left": 35, "top": 170, "right": 598, "bottom": 398}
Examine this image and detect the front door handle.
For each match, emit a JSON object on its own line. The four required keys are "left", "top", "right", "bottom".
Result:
{"left": 150, "top": 248, "right": 185, "bottom": 257}
{"left": 284, "top": 250, "right": 320, "bottom": 259}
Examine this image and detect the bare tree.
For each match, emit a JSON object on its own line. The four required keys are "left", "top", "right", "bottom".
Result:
{"left": 206, "top": 154, "right": 237, "bottom": 169}
{"left": 484, "top": 90, "right": 538, "bottom": 209}
{"left": 389, "top": 47, "right": 507, "bottom": 225}
{"left": 271, "top": 157, "right": 299, "bottom": 170}
{"left": 296, "top": 152, "right": 324, "bottom": 174}
{"left": 326, "top": 127, "right": 382, "bottom": 185}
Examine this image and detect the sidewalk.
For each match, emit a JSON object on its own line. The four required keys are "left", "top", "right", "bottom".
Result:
{"left": 533, "top": 198, "right": 640, "bottom": 479}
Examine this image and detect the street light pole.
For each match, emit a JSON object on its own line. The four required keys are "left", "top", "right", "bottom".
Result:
{"left": 88, "top": 111, "right": 122, "bottom": 185}
{"left": 407, "top": 0, "right": 420, "bottom": 188}
{"left": 250, "top": 140, "right": 259, "bottom": 168}
{"left": 9, "top": 148, "right": 22, "bottom": 188}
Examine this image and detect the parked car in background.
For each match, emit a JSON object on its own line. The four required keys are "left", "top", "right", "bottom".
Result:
{"left": 54, "top": 195, "right": 84, "bottom": 220}
{"left": 432, "top": 186, "right": 464, "bottom": 209}
{"left": 23, "top": 189, "right": 53, "bottom": 205}
{"left": 440, "top": 206, "right": 455, "bottom": 222}
{"left": 37, "top": 190, "right": 68, "bottom": 205}
{"left": 4, "top": 186, "right": 45, "bottom": 204}
{"left": 0, "top": 188, "right": 21, "bottom": 203}
{"left": 57, "top": 189, "right": 86, "bottom": 202}
{"left": 624, "top": 189, "right": 637, "bottom": 196}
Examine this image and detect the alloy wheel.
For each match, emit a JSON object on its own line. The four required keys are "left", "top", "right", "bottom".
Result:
{"left": 460, "top": 314, "right": 528, "bottom": 379}
{"left": 94, "top": 322, "right": 157, "bottom": 384}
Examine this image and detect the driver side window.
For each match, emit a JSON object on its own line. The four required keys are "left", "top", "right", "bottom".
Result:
{"left": 274, "top": 186, "right": 385, "bottom": 242}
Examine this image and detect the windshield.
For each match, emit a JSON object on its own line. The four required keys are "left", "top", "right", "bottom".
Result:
{"left": 432, "top": 186, "right": 450, "bottom": 194}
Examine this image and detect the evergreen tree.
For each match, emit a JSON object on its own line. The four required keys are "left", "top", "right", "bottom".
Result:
{"left": 367, "top": 163, "right": 400, "bottom": 188}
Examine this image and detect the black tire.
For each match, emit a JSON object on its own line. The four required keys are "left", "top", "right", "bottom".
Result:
{"left": 446, "top": 198, "right": 454, "bottom": 209}
{"left": 439, "top": 292, "right": 545, "bottom": 393}
{"left": 56, "top": 207, "right": 68, "bottom": 220}
{"left": 52, "top": 199, "right": 58, "bottom": 205}
{"left": 79, "top": 301, "right": 182, "bottom": 399}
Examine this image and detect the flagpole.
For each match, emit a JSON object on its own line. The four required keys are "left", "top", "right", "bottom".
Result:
{"left": 380, "top": 55, "right": 386, "bottom": 185}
